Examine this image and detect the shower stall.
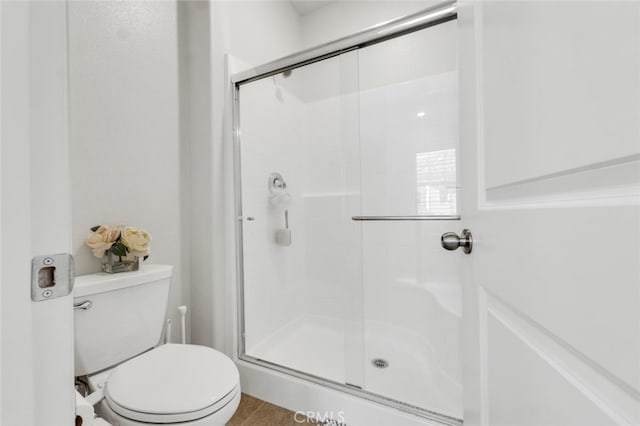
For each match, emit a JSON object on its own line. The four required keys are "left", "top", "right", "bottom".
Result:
{"left": 232, "top": 3, "right": 462, "bottom": 424}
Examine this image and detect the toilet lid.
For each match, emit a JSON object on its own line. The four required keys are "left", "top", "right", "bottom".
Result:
{"left": 105, "top": 344, "right": 240, "bottom": 423}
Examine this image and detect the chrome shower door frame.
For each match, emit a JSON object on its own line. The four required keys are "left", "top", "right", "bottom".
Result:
{"left": 231, "top": 2, "right": 460, "bottom": 425}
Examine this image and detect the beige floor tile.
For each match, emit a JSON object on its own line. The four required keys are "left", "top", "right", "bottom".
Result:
{"left": 227, "top": 393, "right": 265, "bottom": 426}
{"left": 243, "top": 401, "right": 299, "bottom": 426}
{"left": 227, "top": 393, "right": 321, "bottom": 426}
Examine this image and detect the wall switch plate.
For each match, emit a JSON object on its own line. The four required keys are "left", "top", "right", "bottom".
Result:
{"left": 31, "top": 253, "right": 74, "bottom": 302}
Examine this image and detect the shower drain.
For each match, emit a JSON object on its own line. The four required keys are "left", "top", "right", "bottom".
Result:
{"left": 371, "top": 358, "right": 389, "bottom": 369}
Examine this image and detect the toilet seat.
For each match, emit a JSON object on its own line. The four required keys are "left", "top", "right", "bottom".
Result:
{"left": 106, "top": 383, "right": 240, "bottom": 423}
{"left": 104, "top": 344, "right": 240, "bottom": 424}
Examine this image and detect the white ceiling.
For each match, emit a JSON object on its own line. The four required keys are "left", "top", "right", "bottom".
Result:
{"left": 289, "top": 0, "right": 334, "bottom": 16}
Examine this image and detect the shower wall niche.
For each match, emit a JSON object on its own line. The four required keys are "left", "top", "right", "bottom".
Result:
{"left": 235, "top": 19, "right": 462, "bottom": 422}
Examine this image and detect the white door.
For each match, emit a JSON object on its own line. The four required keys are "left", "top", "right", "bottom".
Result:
{"left": 459, "top": 1, "right": 640, "bottom": 425}
{"left": 1, "top": 1, "right": 75, "bottom": 425}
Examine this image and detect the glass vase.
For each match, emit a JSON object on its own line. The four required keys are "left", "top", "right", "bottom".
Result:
{"left": 101, "top": 252, "right": 139, "bottom": 274}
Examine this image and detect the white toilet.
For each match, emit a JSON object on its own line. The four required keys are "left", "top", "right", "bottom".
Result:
{"left": 74, "top": 265, "right": 240, "bottom": 425}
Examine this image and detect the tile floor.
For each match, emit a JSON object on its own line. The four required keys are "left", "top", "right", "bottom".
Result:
{"left": 228, "top": 393, "right": 320, "bottom": 425}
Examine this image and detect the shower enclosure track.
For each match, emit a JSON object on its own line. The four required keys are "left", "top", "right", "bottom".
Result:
{"left": 231, "top": 2, "right": 460, "bottom": 425}
{"left": 231, "top": 1, "right": 457, "bottom": 85}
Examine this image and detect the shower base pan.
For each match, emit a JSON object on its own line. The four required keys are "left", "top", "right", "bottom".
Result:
{"left": 245, "top": 315, "right": 462, "bottom": 425}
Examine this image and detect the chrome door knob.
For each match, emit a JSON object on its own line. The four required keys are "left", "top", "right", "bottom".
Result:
{"left": 441, "top": 229, "right": 473, "bottom": 254}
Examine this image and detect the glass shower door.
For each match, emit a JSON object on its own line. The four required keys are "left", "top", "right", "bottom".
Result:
{"left": 356, "top": 21, "right": 462, "bottom": 419}
{"left": 237, "top": 50, "right": 364, "bottom": 387}
{"left": 235, "top": 16, "right": 462, "bottom": 423}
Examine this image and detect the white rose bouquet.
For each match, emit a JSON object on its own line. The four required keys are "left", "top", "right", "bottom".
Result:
{"left": 86, "top": 224, "right": 151, "bottom": 260}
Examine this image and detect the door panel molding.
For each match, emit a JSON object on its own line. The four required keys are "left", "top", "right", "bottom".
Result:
{"left": 474, "top": 1, "right": 640, "bottom": 210}
{"left": 485, "top": 154, "right": 640, "bottom": 207}
{"left": 480, "top": 288, "right": 639, "bottom": 425}
{"left": 479, "top": 2, "right": 640, "bottom": 191}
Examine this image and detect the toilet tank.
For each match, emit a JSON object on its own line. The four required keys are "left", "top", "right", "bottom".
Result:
{"left": 73, "top": 265, "right": 173, "bottom": 376}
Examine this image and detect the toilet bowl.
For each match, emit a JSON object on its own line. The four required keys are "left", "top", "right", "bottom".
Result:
{"left": 73, "top": 265, "right": 240, "bottom": 426}
{"left": 94, "top": 344, "right": 240, "bottom": 426}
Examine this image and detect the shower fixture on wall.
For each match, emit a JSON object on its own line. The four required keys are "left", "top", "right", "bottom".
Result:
{"left": 268, "top": 172, "right": 291, "bottom": 207}
{"left": 269, "top": 172, "right": 287, "bottom": 191}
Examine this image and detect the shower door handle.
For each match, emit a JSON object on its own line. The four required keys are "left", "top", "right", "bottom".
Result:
{"left": 73, "top": 300, "right": 93, "bottom": 310}
{"left": 441, "top": 229, "right": 473, "bottom": 254}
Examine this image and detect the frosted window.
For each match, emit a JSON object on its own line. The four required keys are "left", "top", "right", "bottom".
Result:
{"left": 416, "top": 149, "right": 457, "bottom": 215}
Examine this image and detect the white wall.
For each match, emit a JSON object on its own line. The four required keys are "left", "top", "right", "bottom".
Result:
{"left": 68, "top": 1, "right": 188, "bottom": 342}
{"left": 300, "top": 1, "right": 436, "bottom": 48}
{"left": 190, "top": 0, "right": 303, "bottom": 351}
{"left": 178, "top": 0, "right": 211, "bottom": 349}
{"left": 212, "top": 1, "right": 302, "bottom": 66}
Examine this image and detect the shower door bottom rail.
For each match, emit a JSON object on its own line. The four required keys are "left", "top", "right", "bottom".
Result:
{"left": 238, "top": 353, "right": 463, "bottom": 426}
